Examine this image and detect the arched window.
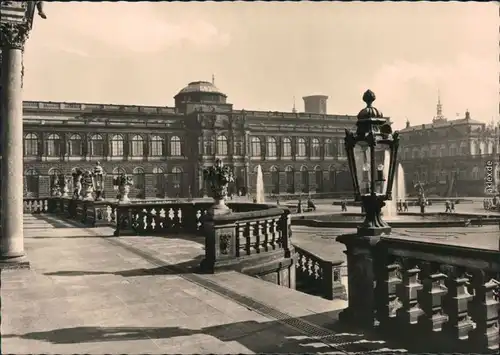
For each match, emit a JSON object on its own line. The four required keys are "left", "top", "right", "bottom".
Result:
{"left": 325, "top": 139, "right": 333, "bottom": 157}
{"left": 449, "top": 144, "right": 457, "bottom": 157}
{"left": 459, "top": 141, "right": 467, "bottom": 155}
{"left": 152, "top": 167, "right": 166, "bottom": 197}
{"left": 68, "top": 134, "right": 82, "bottom": 156}
{"left": 412, "top": 148, "right": 419, "bottom": 159}
{"left": 111, "top": 134, "right": 124, "bottom": 156}
{"left": 234, "top": 141, "right": 242, "bottom": 156}
{"left": 270, "top": 166, "right": 279, "bottom": 194}
{"left": 24, "top": 168, "right": 39, "bottom": 197}
{"left": 297, "top": 138, "right": 306, "bottom": 157}
{"left": 133, "top": 167, "right": 145, "bottom": 197}
{"left": 338, "top": 139, "right": 346, "bottom": 157}
{"left": 90, "top": 134, "right": 104, "bottom": 156}
{"left": 170, "top": 136, "right": 182, "bottom": 156}
{"left": 471, "top": 166, "right": 479, "bottom": 180}
{"left": 314, "top": 166, "right": 323, "bottom": 191}
{"left": 267, "top": 137, "right": 277, "bottom": 157}
{"left": 429, "top": 145, "right": 437, "bottom": 157}
{"left": 251, "top": 137, "right": 261, "bottom": 157}
{"left": 24, "top": 133, "right": 39, "bottom": 156}
{"left": 487, "top": 140, "right": 494, "bottom": 155}
{"left": 479, "top": 141, "right": 485, "bottom": 155}
{"left": 46, "top": 134, "right": 61, "bottom": 157}
{"left": 285, "top": 165, "right": 294, "bottom": 193}
{"left": 311, "top": 138, "right": 320, "bottom": 158}
{"left": 48, "top": 168, "right": 63, "bottom": 194}
{"left": 150, "top": 135, "right": 164, "bottom": 156}
{"left": 282, "top": 138, "right": 292, "bottom": 157}
{"left": 131, "top": 135, "right": 144, "bottom": 157}
{"left": 217, "top": 135, "right": 228, "bottom": 155}
{"left": 172, "top": 167, "right": 183, "bottom": 189}
{"left": 300, "top": 166, "right": 309, "bottom": 192}
{"left": 439, "top": 144, "right": 446, "bottom": 157}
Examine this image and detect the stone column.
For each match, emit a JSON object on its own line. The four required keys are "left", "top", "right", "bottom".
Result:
{"left": 0, "top": 23, "right": 30, "bottom": 268}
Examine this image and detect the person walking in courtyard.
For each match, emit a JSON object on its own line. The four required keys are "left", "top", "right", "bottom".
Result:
{"left": 403, "top": 200, "right": 408, "bottom": 212}
{"left": 445, "top": 200, "right": 451, "bottom": 213}
{"left": 340, "top": 199, "right": 347, "bottom": 212}
{"left": 397, "top": 199, "right": 402, "bottom": 212}
{"left": 450, "top": 200, "right": 455, "bottom": 213}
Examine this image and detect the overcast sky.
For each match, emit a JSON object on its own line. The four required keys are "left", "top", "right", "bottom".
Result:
{"left": 24, "top": 1, "right": 497, "bottom": 129}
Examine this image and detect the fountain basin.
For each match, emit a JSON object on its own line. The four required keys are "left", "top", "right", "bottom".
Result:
{"left": 293, "top": 212, "right": 500, "bottom": 228}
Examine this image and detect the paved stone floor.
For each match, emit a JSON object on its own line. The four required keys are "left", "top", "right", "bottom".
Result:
{"left": 1, "top": 214, "right": 410, "bottom": 354}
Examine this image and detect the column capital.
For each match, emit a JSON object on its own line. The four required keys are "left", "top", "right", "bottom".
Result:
{"left": 0, "top": 22, "right": 30, "bottom": 50}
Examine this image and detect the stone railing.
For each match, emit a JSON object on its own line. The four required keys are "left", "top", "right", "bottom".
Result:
{"left": 339, "top": 233, "right": 500, "bottom": 353}
{"left": 295, "top": 246, "right": 346, "bottom": 300}
{"left": 23, "top": 197, "right": 57, "bottom": 214}
{"left": 21, "top": 197, "right": 296, "bottom": 288}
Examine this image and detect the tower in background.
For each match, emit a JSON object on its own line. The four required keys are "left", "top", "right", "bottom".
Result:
{"left": 302, "top": 95, "right": 328, "bottom": 114}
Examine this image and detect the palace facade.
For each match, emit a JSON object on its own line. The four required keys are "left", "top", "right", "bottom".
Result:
{"left": 11, "top": 81, "right": 361, "bottom": 199}
{"left": 399, "top": 97, "right": 500, "bottom": 197}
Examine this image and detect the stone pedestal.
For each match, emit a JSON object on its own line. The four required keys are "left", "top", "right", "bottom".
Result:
{"left": 336, "top": 233, "right": 380, "bottom": 327}
{"left": 0, "top": 22, "right": 30, "bottom": 269}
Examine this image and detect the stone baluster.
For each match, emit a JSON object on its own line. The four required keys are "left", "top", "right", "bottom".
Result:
{"left": 256, "top": 221, "right": 264, "bottom": 253}
{"left": 468, "top": 270, "right": 499, "bottom": 350}
{"left": 397, "top": 260, "right": 424, "bottom": 325}
{"left": 376, "top": 262, "right": 403, "bottom": 328}
{"left": 244, "top": 221, "right": 252, "bottom": 255}
{"left": 419, "top": 262, "right": 448, "bottom": 332}
{"left": 441, "top": 265, "right": 474, "bottom": 341}
{"left": 263, "top": 219, "right": 271, "bottom": 251}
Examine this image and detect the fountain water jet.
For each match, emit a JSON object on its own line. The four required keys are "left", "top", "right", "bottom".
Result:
{"left": 255, "top": 165, "right": 265, "bottom": 203}
{"left": 381, "top": 150, "right": 397, "bottom": 218}
{"left": 396, "top": 163, "right": 407, "bottom": 205}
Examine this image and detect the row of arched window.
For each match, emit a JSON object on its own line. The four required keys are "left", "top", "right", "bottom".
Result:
{"left": 249, "top": 137, "right": 345, "bottom": 158}
{"left": 23, "top": 133, "right": 182, "bottom": 157}
{"left": 403, "top": 140, "right": 497, "bottom": 160}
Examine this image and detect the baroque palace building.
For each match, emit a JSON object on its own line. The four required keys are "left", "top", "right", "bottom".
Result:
{"left": 399, "top": 96, "right": 500, "bottom": 197}
{"left": 9, "top": 81, "right": 363, "bottom": 199}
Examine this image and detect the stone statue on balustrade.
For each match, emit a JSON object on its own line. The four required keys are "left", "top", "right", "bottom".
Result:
{"left": 92, "top": 161, "right": 104, "bottom": 201}
{"left": 51, "top": 175, "right": 62, "bottom": 197}
{"left": 415, "top": 181, "right": 427, "bottom": 214}
{"left": 114, "top": 173, "right": 133, "bottom": 204}
{"left": 81, "top": 170, "right": 94, "bottom": 201}
{"left": 72, "top": 169, "right": 83, "bottom": 200}
{"left": 62, "top": 176, "right": 71, "bottom": 198}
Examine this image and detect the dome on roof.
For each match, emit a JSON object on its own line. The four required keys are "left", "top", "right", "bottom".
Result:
{"left": 177, "top": 81, "right": 224, "bottom": 95}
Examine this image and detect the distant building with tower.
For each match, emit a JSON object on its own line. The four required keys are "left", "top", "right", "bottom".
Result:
{"left": 399, "top": 93, "right": 499, "bottom": 197}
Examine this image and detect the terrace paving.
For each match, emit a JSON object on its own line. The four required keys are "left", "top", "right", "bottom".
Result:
{"left": 1, "top": 214, "right": 411, "bottom": 354}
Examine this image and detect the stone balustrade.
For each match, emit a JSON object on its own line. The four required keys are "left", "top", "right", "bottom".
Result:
{"left": 339, "top": 233, "right": 500, "bottom": 353}
{"left": 21, "top": 197, "right": 296, "bottom": 288}
{"left": 295, "top": 246, "right": 346, "bottom": 300}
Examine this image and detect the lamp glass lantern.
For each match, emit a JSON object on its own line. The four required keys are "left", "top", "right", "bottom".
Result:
{"left": 344, "top": 90, "right": 400, "bottom": 236}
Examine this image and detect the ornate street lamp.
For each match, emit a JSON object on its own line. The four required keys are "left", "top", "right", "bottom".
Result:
{"left": 344, "top": 90, "right": 400, "bottom": 236}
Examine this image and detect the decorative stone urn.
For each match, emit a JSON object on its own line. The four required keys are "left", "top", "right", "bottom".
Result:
{"left": 82, "top": 170, "right": 95, "bottom": 201}
{"left": 93, "top": 161, "right": 105, "bottom": 201}
{"left": 115, "top": 173, "right": 133, "bottom": 204}
{"left": 72, "top": 169, "right": 83, "bottom": 200}
{"left": 203, "top": 159, "right": 234, "bottom": 215}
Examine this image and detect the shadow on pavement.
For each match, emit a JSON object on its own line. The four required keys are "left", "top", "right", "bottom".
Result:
{"left": 3, "top": 310, "right": 425, "bottom": 353}
{"left": 43, "top": 256, "right": 204, "bottom": 277}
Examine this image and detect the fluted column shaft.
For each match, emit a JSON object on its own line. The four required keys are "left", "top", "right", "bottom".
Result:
{"left": 0, "top": 22, "right": 30, "bottom": 268}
